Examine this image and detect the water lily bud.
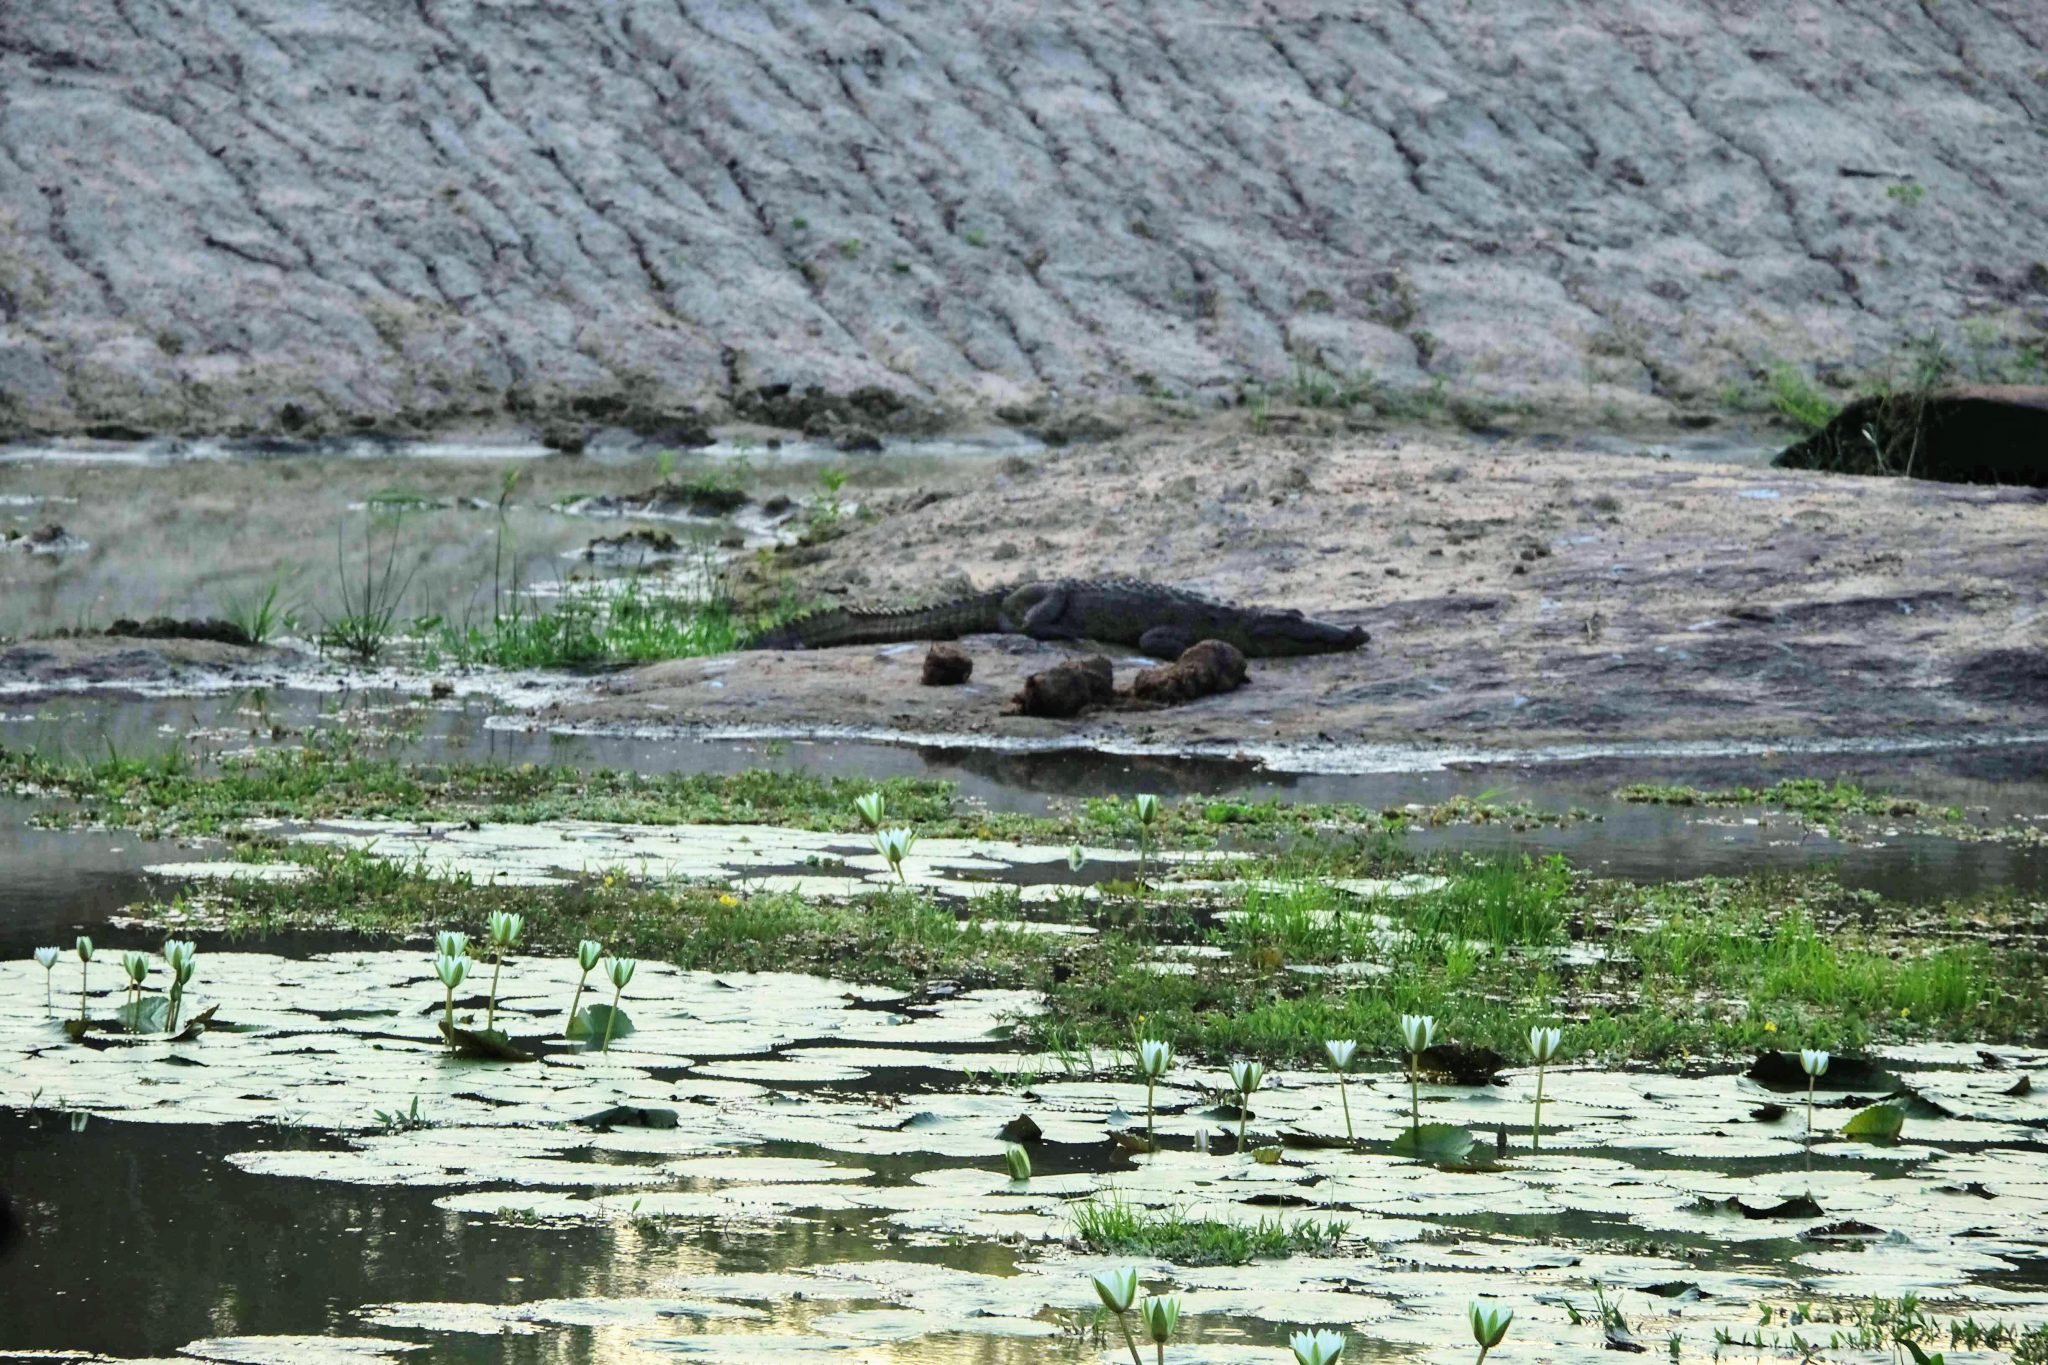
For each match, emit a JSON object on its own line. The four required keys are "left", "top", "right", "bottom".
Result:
{"left": 435, "top": 930, "right": 468, "bottom": 958}
{"left": 854, "top": 791, "right": 885, "bottom": 828}
{"left": 606, "top": 957, "right": 638, "bottom": 990}
{"left": 1400, "top": 1013, "right": 1437, "bottom": 1053}
{"left": 1229, "top": 1059, "right": 1264, "bottom": 1095}
{"left": 577, "top": 939, "right": 603, "bottom": 971}
{"left": 1003, "top": 1143, "right": 1032, "bottom": 1181}
{"left": 123, "top": 952, "right": 150, "bottom": 986}
{"left": 1801, "top": 1048, "right": 1830, "bottom": 1078}
{"left": 488, "top": 911, "right": 524, "bottom": 947}
{"left": 1141, "top": 1296, "right": 1182, "bottom": 1345}
{"left": 1137, "top": 1039, "right": 1173, "bottom": 1079}
{"left": 1068, "top": 845, "right": 1086, "bottom": 872}
{"left": 76, "top": 936, "right": 94, "bottom": 963}
{"left": 1291, "top": 1328, "right": 1346, "bottom": 1365}
{"left": 434, "top": 954, "right": 471, "bottom": 989}
{"left": 1469, "top": 1301, "right": 1514, "bottom": 1350}
{"left": 1134, "top": 793, "right": 1160, "bottom": 825}
{"left": 1091, "top": 1266, "right": 1139, "bottom": 1314}
{"left": 1325, "top": 1038, "right": 1357, "bottom": 1071}
{"left": 874, "top": 828, "right": 916, "bottom": 865}
{"left": 1529, "top": 1026, "right": 1562, "bottom": 1063}
{"left": 34, "top": 947, "right": 61, "bottom": 970}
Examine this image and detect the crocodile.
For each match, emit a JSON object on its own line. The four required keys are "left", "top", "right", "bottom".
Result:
{"left": 746, "top": 579, "right": 1369, "bottom": 658}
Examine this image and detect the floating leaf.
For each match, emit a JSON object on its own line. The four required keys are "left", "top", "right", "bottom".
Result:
{"left": 440, "top": 1023, "right": 537, "bottom": 1062}
{"left": 1250, "top": 1146, "right": 1282, "bottom": 1165}
{"left": 1750, "top": 1103, "right": 1787, "bottom": 1122}
{"left": 119, "top": 997, "right": 170, "bottom": 1034}
{"left": 1389, "top": 1122, "right": 1478, "bottom": 1164}
{"left": 1842, "top": 1101, "right": 1906, "bottom": 1142}
{"left": 1111, "top": 1130, "right": 1158, "bottom": 1155}
{"left": 2001, "top": 1075, "right": 2031, "bottom": 1098}
{"left": 567, "top": 1003, "right": 634, "bottom": 1044}
{"left": 1691, "top": 1194, "right": 1824, "bottom": 1220}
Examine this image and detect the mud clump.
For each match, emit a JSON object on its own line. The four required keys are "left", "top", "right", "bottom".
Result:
{"left": 572, "top": 484, "right": 748, "bottom": 519}
{"left": 1773, "top": 386, "right": 2048, "bottom": 487}
{"left": 1131, "top": 639, "right": 1247, "bottom": 705}
{"left": 104, "top": 617, "right": 255, "bottom": 647}
{"left": 921, "top": 643, "right": 973, "bottom": 686}
{"left": 583, "top": 528, "right": 681, "bottom": 562}
{"left": 1008, "top": 654, "right": 1114, "bottom": 718}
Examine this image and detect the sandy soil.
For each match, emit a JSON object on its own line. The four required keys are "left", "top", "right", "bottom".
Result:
{"left": 558, "top": 423, "right": 2048, "bottom": 758}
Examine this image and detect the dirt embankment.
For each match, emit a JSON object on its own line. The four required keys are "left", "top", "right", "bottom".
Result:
{"left": 560, "top": 426, "right": 2048, "bottom": 755}
{"left": 3, "top": 2, "right": 2046, "bottom": 440}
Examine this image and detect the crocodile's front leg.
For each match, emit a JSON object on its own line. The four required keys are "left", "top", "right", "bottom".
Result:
{"left": 1019, "top": 586, "right": 1085, "bottom": 641}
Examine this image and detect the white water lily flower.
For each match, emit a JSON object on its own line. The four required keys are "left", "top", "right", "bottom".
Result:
{"left": 1400, "top": 1013, "right": 1437, "bottom": 1053}
{"left": 1529, "top": 1026, "right": 1562, "bottom": 1063}
{"left": 163, "top": 939, "right": 197, "bottom": 984}
{"left": 1469, "top": 1300, "right": 1514, "bottom": 1350}
{"left": 1134, "top": 793, "right": 1160, "bottom": 824}
{"left": 854, "top": 791, "right": 886, "bottom": 828}
{"left": 1229, "top": 1059, "right": 1264, "bottom": 1094}
{"left": 75, "top": 936, "right": 95, "bottom": 962}
{"left": 1003, "top": 1143, "right": 1032, "bottom": 1181}
{"left": 1324, "top": 1038, "right": 1357, "bottom": 1071}
{"left": 487, "top": 911, "right": 524, "bottom": 948}
{"left": 1801, "top": 1048, "right": 1830, "bottom": 1078}
{"left": 435, "top": 954, "right": 471, "bottom": 988}
{"left": 1291, "top": 1329, "right": 1346, "bottom": 1365}
{"left": 1092, "top": 1266, "right": 1140, "bottom": 1314}
{"left": 873, "top": 828, "right": 916, "bottom": 881}
{"left": 122, "top": 952, "right": 150, "bottom": 986}
{"left": 606, "top": 957, "right": 638, "bottom": 990}
{"left": 34, "top": 946, "right": 61, "bottom": 970}
{"left": 576, "top": 939, "right": 604, "bottom": 971}
{"left": 435, "top": 930, "right": 468, "bottom": 958}
{"left": 1136, "top": 1038, "right": 1173, "bottom": 1079}
{"left": 1141, "top": 1296, "right": 1182, "bottom": 1344}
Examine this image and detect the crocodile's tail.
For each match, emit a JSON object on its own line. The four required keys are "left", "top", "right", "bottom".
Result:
{"left": 746, "top": 588, "right": 1011, "bottom": 649}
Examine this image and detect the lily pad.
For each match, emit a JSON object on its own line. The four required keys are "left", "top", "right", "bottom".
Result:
{"left": 440, "top": 1024, "right": 537, "bottom": 1062}
{"left": 120, "top": 996, "right": 172, "bottom": 1033}
{"left": 1842, "top": 1101, "right": 1907, "bottom": 1142}
{"left": 567, "top": 1003, "right": 634, "bottom": 1044}
{"left": 1389, "top": 1123, "right": 1478, "bottom": 1164}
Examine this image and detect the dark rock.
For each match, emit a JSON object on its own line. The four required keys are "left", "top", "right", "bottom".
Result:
{"left": 104, "top": 616, "right": 254, "bottom": 646}
{"left": 576, "top": 1105, "right": 680, "bottom": 1129}
{"left": 1008, "top": 654, "right": 1114, "bottom": 718}
{"left": 761, "top": 494, "right": 795, "bottom": 517}
{"left": 540, "top": 423, "right": 590, "bottom": 455}
{"left": 921, "top": 642, "right": 973, "bottom": 685}
{"left": 1747, "top": 1050, "right": 1896, "bottom": 1091}
{"left": 998, "top": 1114, "right": 1042, "bottom": 1143}
{"left": 584, "top": 528, "right": 680, "bottom": 560}
{"left": 1416, "top": 1042, "right": 1509, "bottom": 1085}
{"left": 1773, "top": 386, "right": 2048, "bottom": 486}
{"left": 1130, "top": 639, "right": 1248, "bottom": 705}
{"left": 835, "top": 426, "right": 883, "bottom": 453}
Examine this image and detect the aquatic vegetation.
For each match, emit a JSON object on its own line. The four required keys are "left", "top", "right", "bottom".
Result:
{"left": 1801, "top": 1047, "right": 1830, "bottom": 1141}
{"left": 1528, "top": 1025, "right": 1562, "bottom": 1151}
{"left": 1228, "top": 1058, "right": 1264, "bottom": 1150}
{"left": 74, "top": 936, "right": 93, "bottom": 1023}
{"left": 33, "top": 946, "right": 59, "bottom": 1012}
{"left": 1842, "top": 1100, "right": 1906, "bottom": 1142}
{"left": 484, "top": 910, "right": 523, "bottom": 1032}
{"left": 121, "top": 951, "right": 150, "bottom": 1016}
{"left": 320, "top": 510, "right": 418, "bottom": 664}
{"left": 1134, "top": 793, "right": 1161, "bottom": 887}
{"left": 434, "top": 953, "right": 471, "bottom": 1044}
{"left": 1092, "top": 1266, "right": 1145, "bottom": 1365}
{"left": 599, "top": 956, "right": 637, "bottom": 1052}
{"left": 564, "top": 938, "right": 603, "bottom": 1032}
{"left": 1324, "top": 1038, "right": 1357, "bottom": 1140}
{"left": 163, "top": 938, "right": 197, "bottom": 1032}
{"left": 1291, "top": 1329, "right": 1346, "bottom": 1365}
{"left": 1469, "top": 1300, "right": 1514, "bottom": 1365}
{"left": 873, "top": 827, "right": 916, "bottom": 885}
{"left": 1074, "top": 1198, "right": 1345, "bottom": 1266}
{"left": 1136, "top": 1038, "right": 1172, "bottom": 1146}
{"left": 1140, "top": 1295, "right": 1181, "bottom": 1365}
{"left": 371, "top": 1096, "right": 432, "bottom": 1134}
{"left": 1401, "top": 1013, "right": 1436, "bottom": 1145}
{"left": 435, "top": 930, "right": 468, "bottom": 958}
{"left": 854, "top": 791, "right": 885, "bottom": 829}
{"left": 1004, "top": 1142, "right": 1032, "bottom": 1182}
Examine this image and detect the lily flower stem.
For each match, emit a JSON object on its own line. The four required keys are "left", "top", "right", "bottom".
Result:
{"left": 78, "top": 961, "right": 88, "bottom": 1023}
{"left": 1806, "top": 1076, "right": 1816, "bottom": 1144}
{"left": 1115, "top": 1311, "right": 1144, "bottom": 1365}
{"left": 1532, "top": 1061, "right": 1547, "bottom": 1152}
{"left": 442, "top": 984, "right": 457, "bottom": 1045}
{"left": 167, "top": 986, "right": 182, "bottom": 1034}
{"left": 565, "top": 969, "right": 591, "bottom": 1032}
{"left": 1145, "top": 1077, "right": 1156, "bottom": 1148}
{"left": 1339, "top": 1072, "right": 1353, "bottom": 1141}
{"left": 486, "top": 947, "right": 504, "bottom": 1032}
{"left": 601, "top": 984, "right": 623, "bottom": 1052}
{"left": 1409, "top": 1051, "right": 1422, "bottom": 1146}
{"left": 1476, "top": 1346, "right": 1492, "bottom": 1365}
{"left": 1238, "top": 1098, "right": 1249, "bottom": 1153}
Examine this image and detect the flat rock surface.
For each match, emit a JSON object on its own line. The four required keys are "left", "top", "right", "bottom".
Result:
{"left": 556, "top": 428, "right": 2048, "bottom": 759}
{"left": 3, "top": 1, "right": 2046, "bottom": 436}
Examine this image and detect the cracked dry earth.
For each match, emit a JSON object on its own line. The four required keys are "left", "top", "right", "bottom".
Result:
{"left": 559, "top": 428, "right": 2048, "bottom": 760}
{"left": 4, "top": 2, "right": 2048, "bottom": 436}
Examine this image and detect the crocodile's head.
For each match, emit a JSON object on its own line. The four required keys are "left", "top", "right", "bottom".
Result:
{"left": 1246, "top": 609, "right": 1370, "bottom": 655}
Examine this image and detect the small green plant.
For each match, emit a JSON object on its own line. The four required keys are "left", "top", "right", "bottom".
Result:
{"left": 1762, "top": 361, "right": 1840, "bottom": 432}
{"left": 1401, "top": 1013, "right": 1436, "bottom": 1146}
{"left": 484, "top": 911, "right": 523, "bottom": 1033}
{"left": 321, "top": 512, "right": 418, "bottom": 664}
{"left": 838, "top": 237, "right": 863, "bottom": 258}
{"left": 1093, "top": 1267, "right": 1145, "bottom": 1365}
{"left": 964, "top": 226, "right": 988, "bottom": 247}
{"left": 600, "top": 956, "right": 637, "bottom": 1052}
{"left": 372, "top": 1096, "right": 432, "bottom": 1133}
{"left": 1528, "top": 1025, "right": 1561, "bottom": 1150}
{"left": 34, "top": 946, "right": 59, "bottom": 1013}
{"left": 224, "top": 578, "right": 287, "bottom": 644}
{"left": 1886, "top": 181, "right": 1926, "bottom": 206}
{"left": 1140, "top": 1296, "right": 1181, "bottom": 1365}
{"left": 1324, "top": 1038, "right": 1356, "bottom": 1140}
{"left": 1228, "top": 1058, "right": 1264, "bottom": 1151}
{"left": 1004, "top": 1143, "right": 1032, "bottom": 1182}
{"left": 163, "top": 938, "right": 197, "bottom": 1033}
{"left": 1074, "top": 1198, "right": 1343, "bottom": 1266}
{"left": 1470, "top": 1300, "right": 1514, "bottom": 1365}
{"left": 1136, "top": 1038, "right": 1172, "bottom": 1148}
{"left": 565, "top": 938, "right": 602, "bottom": 1032}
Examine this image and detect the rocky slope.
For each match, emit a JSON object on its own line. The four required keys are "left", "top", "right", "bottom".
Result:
{"left": 3, "top": 1, "right": 2046, "bottom": 438}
